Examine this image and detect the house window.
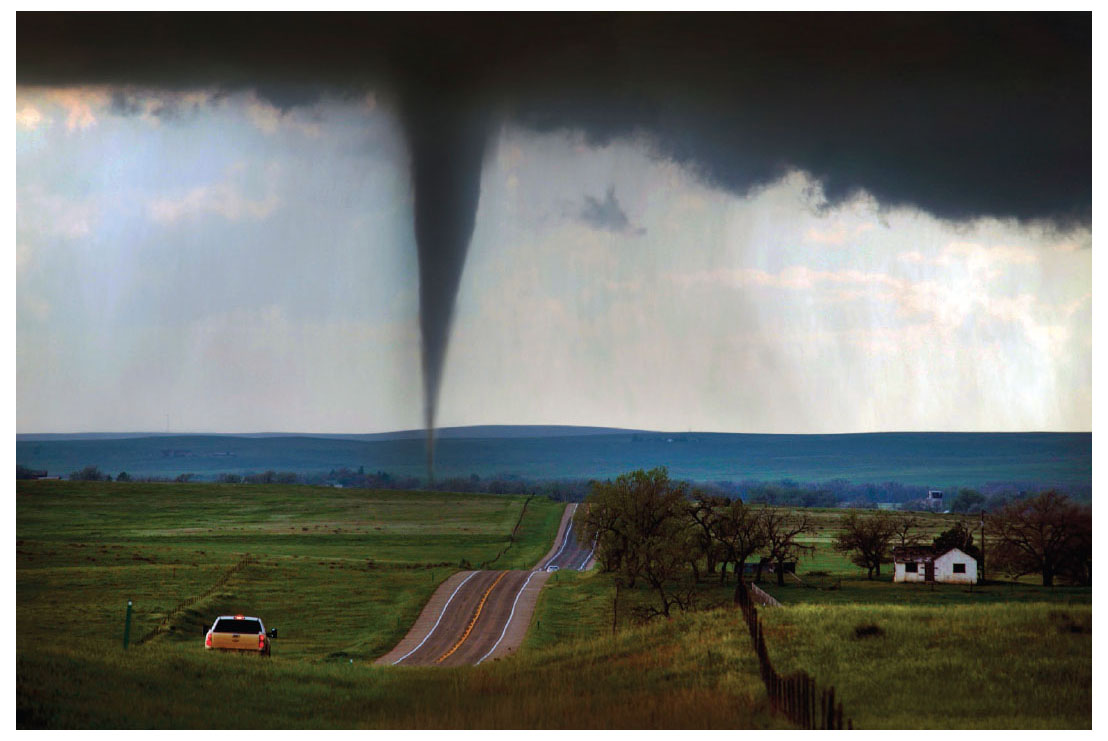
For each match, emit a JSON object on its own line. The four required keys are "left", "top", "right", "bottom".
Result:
{"left": 905, "top": 562, "right": 918, "bottom": 573}
{"left": 953, "top": 563, "right": 966, "bottom": 574}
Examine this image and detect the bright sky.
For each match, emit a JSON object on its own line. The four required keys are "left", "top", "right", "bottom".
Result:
{"left": 15, "top": 87, "right": 1092, "bottom": 433}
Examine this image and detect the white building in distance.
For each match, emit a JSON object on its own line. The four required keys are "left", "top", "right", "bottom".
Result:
{"left": 891, "top": 546, "right": 978, "bottom": 584}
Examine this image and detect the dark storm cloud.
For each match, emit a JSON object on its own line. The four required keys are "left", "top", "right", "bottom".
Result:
{"left": 17, "top": 12, "right": 1091, "bottom": 458}
{"left": 18, "top": 12, "right": 1091, "bottom": 224}
{"left": 579, "top": 187, "right": 644, "bottom": 236}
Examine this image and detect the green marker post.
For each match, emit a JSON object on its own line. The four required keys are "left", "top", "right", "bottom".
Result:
{"left": 123, "top": 600, "right": 133, "bottom": 649}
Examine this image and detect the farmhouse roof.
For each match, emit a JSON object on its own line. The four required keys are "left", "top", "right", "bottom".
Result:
{"left": 892, "top": 545, "right": 976, "bottom": 562}
{"left": 892, "top": 545, "right": 937, "bottom": 561}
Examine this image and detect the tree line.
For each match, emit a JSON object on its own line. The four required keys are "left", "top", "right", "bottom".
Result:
{"left": 575, "top": 468, "right": 1092, "bottom": 619}
{"left": 17, "top": 463, "right": 1086, "bottom": 514}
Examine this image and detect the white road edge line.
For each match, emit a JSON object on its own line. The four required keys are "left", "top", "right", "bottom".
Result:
{"left": 577, "top": 537, "right": 597, "bottom": 571}
{"left": 391, "top": 570, "right": 481, "bottom": 665}
{"left": 543, "top": 502, "right": 578, "bottom": 569}
{"left": 474, "top": 570, "right": 540, "bottom": 665}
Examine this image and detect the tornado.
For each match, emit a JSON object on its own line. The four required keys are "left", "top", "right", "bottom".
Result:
{"left": 397, "top": 88, "right": 489, "bottom": 482}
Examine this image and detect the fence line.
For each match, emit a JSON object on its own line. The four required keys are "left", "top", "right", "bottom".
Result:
{"left": 134, "top": 554, "right": 257, "bottom": 646}
{"left": 482, "top": 493, "right": 536, "bottom": 568}
{"left": 736, "top": 582, "right": 852, "bottom": 729}
{"left": 748, "top": 582, "right": 782, "bottom": 607}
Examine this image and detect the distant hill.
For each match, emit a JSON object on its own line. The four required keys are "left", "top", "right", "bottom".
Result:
{"left": 15, "top": 425, "right": 643, "bottom": 443}
{"left": 14, "top": 429, "right": 1091, "bottom": 491}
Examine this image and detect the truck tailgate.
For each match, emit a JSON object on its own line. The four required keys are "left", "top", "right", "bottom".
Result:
{"left": 211, "top": 632, "right": 262, "bottom": 651}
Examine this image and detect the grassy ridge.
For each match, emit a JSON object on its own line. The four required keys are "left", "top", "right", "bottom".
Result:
{"left": 528, "top": 571, "right": 1092, "bottom": 728}
{"left": 17, "top": 611, "right": 782, "bottom": 729}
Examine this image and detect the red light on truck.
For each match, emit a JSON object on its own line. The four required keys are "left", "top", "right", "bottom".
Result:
{"left": 234, "top": 614, "right": 244, "bottom": 619}
{"left": 258, "top": 634, "right": 265, "bottom": 649}
{"left": 205, "top": 633, "right": 212, "bottom": 648}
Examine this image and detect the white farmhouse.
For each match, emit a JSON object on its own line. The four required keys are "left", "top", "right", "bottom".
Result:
{"left": 891, "top": 546, "right": 978, "bottom": 584}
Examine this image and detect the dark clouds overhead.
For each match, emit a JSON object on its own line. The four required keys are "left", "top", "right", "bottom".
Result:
{"left": 18, "top": 12, "right": 1091, "bottom": 225}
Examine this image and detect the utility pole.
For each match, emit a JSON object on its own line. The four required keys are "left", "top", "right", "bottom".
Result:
{"left": 979, "top": 509, "right": 986, "bottom": 583}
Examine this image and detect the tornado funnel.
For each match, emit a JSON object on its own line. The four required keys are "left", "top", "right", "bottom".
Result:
{"left": 399, "top": 92, "right": 488, "bottom": 482}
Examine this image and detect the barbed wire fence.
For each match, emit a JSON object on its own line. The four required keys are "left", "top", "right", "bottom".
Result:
{"left": 737, "top": 581, "right": 852, "bottom": 729}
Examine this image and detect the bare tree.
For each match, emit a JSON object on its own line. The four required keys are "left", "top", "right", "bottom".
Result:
{"left": 891, "top": 513, "right": 922, "bottom": 546}
{"left": 833, "top": 510, "right": 897, "bottom": 579}
{"left": 758, "top": 507, "right": 816, "bottom": 586}
{"left": 991, "top": 491, "right": 1091, "bottom": 586}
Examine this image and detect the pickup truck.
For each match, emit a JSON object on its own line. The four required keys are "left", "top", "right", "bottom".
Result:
{"left": 204, "top": 615, "right": 277, "bottom": 656}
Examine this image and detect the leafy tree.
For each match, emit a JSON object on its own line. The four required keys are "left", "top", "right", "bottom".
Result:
{"left": 991, "top": 491, "right": 1091, "bottom": 586}
{"left": 932, "top": 521, "right": 980, "bottom": 560}
{"left": 696, "top": 497, "right": 766, "bottom": 603}
{"left": 688, "top": 492, "right": 728, "bottom": 581}
{"left": 757, "top": 507, "right": 816, "bottom": 586}
{"left": 576, "top": 468, "right": 696, "bottom": 617}
{"left": 116, "top": 471, "right": 132, "bottom": 482}
{"left": 833, "top": 510, "right": 897, "bottom": 579}
{"left": 951, "top": 488, "right": 986, "bottom": 513}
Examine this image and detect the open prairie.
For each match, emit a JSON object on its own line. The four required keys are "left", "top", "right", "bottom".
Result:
{"left": 16, "top": 480, "right": 1091, "bottom": 728}
{"left": 17, "top": 480, "right": 779, "bottom": 728}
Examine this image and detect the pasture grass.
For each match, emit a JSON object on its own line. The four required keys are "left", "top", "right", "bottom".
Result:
{"left": 17, "top": 604, "right": 781, "bottom": 728}
{"left": 17, "top": 481, "right": 563, "bottom": 663}
{"left": 759, "top": 602, "right": 1092, "bottom": 728}
{"left": 17, "top": 481, "right": 1092, "bottom": 728}
{"left": 760, "top": 576, "right": 1091, "bottom": 606}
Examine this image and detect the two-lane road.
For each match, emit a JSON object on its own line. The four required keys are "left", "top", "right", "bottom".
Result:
{"left": 376, "top": 502, "right": 593, "bottom": 667}
{"left": 540, "top": 502, "right": 596, "bottom": 572}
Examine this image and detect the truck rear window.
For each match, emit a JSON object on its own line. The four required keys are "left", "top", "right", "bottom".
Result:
{"left": 213, "top": 619, "right": 262, "bottom": 634}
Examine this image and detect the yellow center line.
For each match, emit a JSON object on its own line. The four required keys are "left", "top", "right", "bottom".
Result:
{"left": 436, "top": 570, "right": 509, "bottom": 664}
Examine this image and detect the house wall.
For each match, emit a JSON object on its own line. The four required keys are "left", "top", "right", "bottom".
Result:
{"left": 935, "top": 548, "right": 977, "bottom": 584}
{"left": 893, "top": 560, "right": 929, "bottom": 583}
{"left": 894, "top": 548, "right": 978, "bottom": 584}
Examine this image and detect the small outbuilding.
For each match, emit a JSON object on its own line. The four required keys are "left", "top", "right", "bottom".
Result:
{"left": 891, "top": 545, "right": 977, "bottom": 584}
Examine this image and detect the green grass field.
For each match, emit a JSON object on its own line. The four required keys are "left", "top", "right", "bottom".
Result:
{"left": 16, "top": 608, "right": 784, "bottom": 729}
{"left": 17, "top": 480, "right": 563, "bottom": 661}
{"left": 17, "top": 480, "right": 782, "bottom": 728}
{"left": 17, "top": 481, "right": 1091, "bottom": 728}
{"left": 759, "top": 603, "right": 1092, "bottom": 728}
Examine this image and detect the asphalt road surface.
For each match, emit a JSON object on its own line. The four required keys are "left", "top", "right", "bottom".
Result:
{"left": 540, "top": 502, "right": 596, "bottom": 572}
{"left": 377, "top": 503, "right": 592, "bottom": 667}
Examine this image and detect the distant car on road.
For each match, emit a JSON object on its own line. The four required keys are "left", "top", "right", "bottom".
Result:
{"left": 204, "top": 614, "right": 277, "bottom": 656}
{"left": 546, "top": 565, "right": 560, "bottom": 572}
